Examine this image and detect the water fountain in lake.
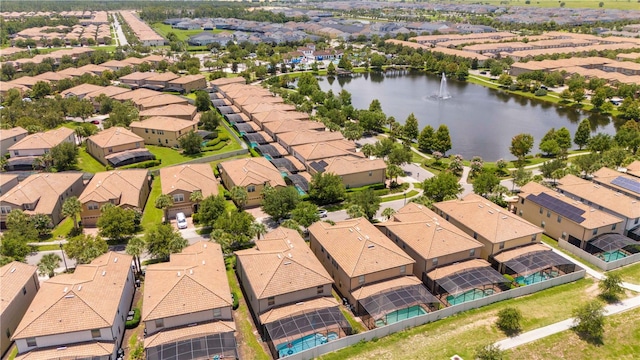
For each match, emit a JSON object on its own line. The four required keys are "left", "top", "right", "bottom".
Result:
{"left": 438, "top": 72, "right": 451, "bottom": 99}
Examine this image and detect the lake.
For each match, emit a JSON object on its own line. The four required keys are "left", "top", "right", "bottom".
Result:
{"left": 317, "top": 70, "right": 618, "bottom": 161}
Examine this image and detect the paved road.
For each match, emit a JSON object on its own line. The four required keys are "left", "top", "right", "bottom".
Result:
{"left": 111, "top": 12, "right": 128, "bottom": 47}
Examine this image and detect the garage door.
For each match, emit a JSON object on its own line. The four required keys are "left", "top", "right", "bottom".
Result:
{"left": 168, "top": 205, "right": 193, "bottom": 219}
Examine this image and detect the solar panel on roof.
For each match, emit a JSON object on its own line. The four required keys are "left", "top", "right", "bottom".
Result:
{"left": 611, "top": 176, "right": 640, "bottom": 194}
{"left": 526, "top": 192, "right": 586, "bottom": 223}
{"left": 309, "top": 161, "right": 326, "bottom": 173}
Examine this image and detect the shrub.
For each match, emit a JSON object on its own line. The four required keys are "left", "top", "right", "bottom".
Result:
{"left": 125, "top": 308, "right": 141, "bottom": 329}
{"left": 231, "top": 292, "right": 239, "bottom": 310}
{"left": 535, "top": 88, "right": 548, "bottom": 96}
{"left": 120, "top": 159, "right": 161, "bottom": 169}
{"left": 249, "top": 148, "right": 260, "bottom": 157}
{"left": 503, "top": 274, "right": 515, "bottom": 283}
{"left": 496, "top": 307, "right": 523, "bottom": 335}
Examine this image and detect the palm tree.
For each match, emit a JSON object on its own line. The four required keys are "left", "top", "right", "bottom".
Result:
{"left": 386, "top": 164, "right": 405, "bottom": 185}
{"left": 37, "top": 253, "right": 61, "bottom": 278}
{"left": 62, "top": 196, "right": 82, "bottom": 230}
{"left": 251, "top": 222, "right": 267, "bottom": 240}
{"left": 230, "top": 186, "right": 248, "bottom": 210}
{"left": 126, "top": 236, "right": 145, "bottom": 274}
{"left": 346, "top": 205, "right": 365, "bottom": 219}
{"left": 155, "top": 194, "right": 173, "bottom": 222}
{"left": 381, "top": 207, "right": 396, "bottom": 221}
{"left": 189, "top": 190, "right": 203, "bottom": 213}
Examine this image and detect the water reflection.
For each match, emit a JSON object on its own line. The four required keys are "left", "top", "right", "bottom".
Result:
{"left": 317, "top": 72, "right": 616, "bottom": 160}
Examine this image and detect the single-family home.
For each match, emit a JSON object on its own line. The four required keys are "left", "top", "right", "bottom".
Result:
{"left": 308, "top": 156, "right": 386, "bottom": 189}
{"left": 129, "top": 116, "right": 197, "bottom": 147}
{"left": 60, "top": 83, "right": 105, "bottom": 99}
{"left": 290, "top": 140, "right": 360, "bottom": 170}
{"left": 143, "top": 242, "right": 237, "bottom": 360}
{"left": 6, "top": 127, "right": 75, "bottom": 170}
{"left": 0, "top": 127, "right": 28, "bottom": 156}
{"left": 217, "top": 157, "right": 286, "bottom": 207}
{"left": 79, "top": 170, "right": 151, "bottom": 227}
{"left": 85, "top": 127, "right": 146, "bottom": 166}
{"left": 0, "top": 174, "right": 19, "bottom": 195}
{"left": 0, "top": 262, "right": 39, "bottom": 355}
{"left": 119, "top": 71, "right": 158, "bottom": 88}
{"left": 262, "top": 120, "right": 325, "bottom": 141}
{"left": 133, "top": 94, "right": 189, "bottom": 111}
{"left": 12, "top": 252, "right": 135, "bottom": 360}
{"left": 159, "top": 164, "right": 219, "bottom": 219}
{"left": 143, "top": 72, "right": 179, "bottom": 90}
{"left": 0, "top": 172, "right": 85, "bottom": 228}
{"left": 139, "top": 104, "right": 198, "bottom": 121}
{"left": 276, "top": 130, "right": 345, "bottom": 154}
{"left": 166, "top": 74, "right": 207, "bottom": 93}
{"left": 592, "top": 167, "right": 640, "bottom": 200}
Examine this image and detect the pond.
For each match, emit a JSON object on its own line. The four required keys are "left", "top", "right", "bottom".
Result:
{"left": 317, "top": 70, "right": 618, "bottom": 161}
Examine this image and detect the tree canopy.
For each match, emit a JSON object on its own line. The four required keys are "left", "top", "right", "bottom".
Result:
{"left": 261, "top": 186, "right": 300, "bottom": 221}
{"left": 422, "top": 171, "right": 462, "bottom": 202}
{"left": 309, "top": 172, "right": 346, "bottom": 205}
{"left": 145, "top": 223, "right": 188, "bottom": 261}
{"left": 64, "top": 234, "right": 108, "bottom": 265}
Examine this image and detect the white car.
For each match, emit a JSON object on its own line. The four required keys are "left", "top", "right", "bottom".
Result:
{"left": 317, "top": 209, "right": 328, "bottom": 218}
{"left": 176, "top": 212, "right": 188, "bottom": 229}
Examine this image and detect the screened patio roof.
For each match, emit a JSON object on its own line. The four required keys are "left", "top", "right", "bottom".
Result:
{"left": 359, "top": 284, "right": 439, "bottom": 321}
{"left": 265, "top": 306, "right": 350, "bottom": 346}
{"left": 105, "top": 148, "right": 155, "bottom": 167}
{"left": 503, "top": 250, "right": 575, "bottom": 276}
{"left": 437, "top": 266, "right": 508, "bottom": 296}
{"left": 588, "top": 233, "right": 639, "bottom": 253}
{"left": 286, "top": 174, "right": 309, "bottom": 192}
{"left": 225, "top": 113, "right": 246, "bottom": 123}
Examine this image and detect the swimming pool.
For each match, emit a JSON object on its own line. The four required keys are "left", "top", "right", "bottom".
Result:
{"left": 375, "top": 305, "right": 427, "bottom": 327}
{"left": 295, "top": 185, "right": 306, "bottom": 195}
{"left": 264, "top": 154, "right": 273, "bottom": 161}
{"left": 515, "top": 270, "right": 560, "bottom": 286}
{"left": 447, "top": 288, "right": 494, "bottom": 306}
{"left": 277, "top": 332, "right": 338, "bottom": 358}
{"left": 600, "top": 250, "right": 627, "bottom": 262}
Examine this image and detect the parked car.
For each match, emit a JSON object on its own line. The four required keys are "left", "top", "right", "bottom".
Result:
{"left": 91, "top": 120, "right": 100, "bottom": 124}
{"left": 176, "top": 212, "right": 188, "bottom": 229}
{"left": 317, "top": 209, "right": 328, "bottom": 218}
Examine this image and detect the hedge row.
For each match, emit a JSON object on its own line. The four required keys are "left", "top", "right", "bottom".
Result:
{"left": 345, "top": 183, "right": 386, "bottom": 193}
{"left": 202, "top": 141, "right": 227, "bottom": 152}
{"left": 120, "top": 159, "right": 162, "bottom": 169}
{"left": 125, "top": 308, "right": 141, "bottom": 329}
{"left": 206, "top": 134, "right": 230, "bottom": 147}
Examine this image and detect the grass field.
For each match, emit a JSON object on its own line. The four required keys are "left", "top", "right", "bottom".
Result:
{"left": 77, "top": 147, "right": 107, "bottom": 173}
{"left": 141, "top": 177, "right": 163, "bottom": 230}
{"left": 609, "top": 262, "right": 640, "bottom": 285}
{"left": 452, "top": 0, "right": 640, "bottom": 10}
{"left": 51, "top": 217, "right": 74, "bottom": 240}
{"left": 320, "top": 277, "right": 597, "bottom": 360}
{"left": 152, "top": 23, "right": 224, "bottom": 42}
{"left": 507, "top": 307, "right": 640, "bottom": 359}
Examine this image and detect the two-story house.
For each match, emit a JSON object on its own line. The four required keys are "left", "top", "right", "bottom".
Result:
{"left": 129, "top": 116, "right": 197, "bottom": 148}
{"left": 159, "top": 164, "right": 219, "bottom": 219}
{"left": 85, "top": 127, "right": 146, "bottom": 166}
{"left": 217, "top": 157, "right": 286, "bottom": 207}
{"left": 0, "top": 127, "right": 28, "bottom": 156}
{"left": 1, "top": 262, "right": 39, "bottom": 355}
{"left": 7, "top": 127, "right": 76, "bottom": 171}
{"left": 143, "top": 241, "right": 237, "bottom": 360}
{"left": 12, "top": 252, "right": 135, "bottom": 360}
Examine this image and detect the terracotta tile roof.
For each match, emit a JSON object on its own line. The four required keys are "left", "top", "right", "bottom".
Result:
{"left": 168, "top": 74, "right": 206, "bottom": 85}
{"left": 434, "top": 193, "right": 542, "bottom": 243}
{"left": 492, "top": 243, "right": 550, "bottom": 263}
{"left": 79, "top": 170, "right": 148, "bottom": 208}
{"left": 426, "top": 258, "right": 491, "bottom": 281}
{"left": 557, "top": 174, "right": 640, "bottom": 219}
{"left": 241, "top": 102, "right": 296, "bottom": 114}
{"left": 259, "top": 297, "right": 339, "bottom": 324}
{"left": 15, "top": 341, "right": 113, "bottom": 360}
{"left": 139, "top": 104, "right": 197, "bottom": 119}
{"left": 8, "top": 127, "right": 74, "bottom": 151}
{"left": 142, "top": 242, "right": 232, "bottom": 322}
{"left": 519, "top": 182, "right": 623, "bottom": 229}
{"left": 144, "top": 321, "right": 236, "bottom": 348}
{"left": 252, "top": 110, "right": 309, "bottom": 124}
{"left": 0, "top": 261, "right": 36, "bottom": 314}
{"left": 111, "top": 88, "right": 159, "bottom": 102}
{"left": 0, "top": 174, "right": 19, "bottom": 192}
{"left": 223, "top": 86, "right": 271, "bottom": 99}
{"left": 86, "top": 126, "right": 142, "bottom": 148}
{"left": 85, "top": 85, "right": 131, "bottom": 100}
{"left": 263, "top": 119, "right": 324, "bottom": 135}
{"left": 235, "top": 95, "right": 283, "bottom": 106}
{"left": 76, "top": 64, "right": 109, "bottom": 75}
{"left": 218, "top": 157, "right": 286, "bottom": 188}
{"left": 160, "top": 164, "right": 219, "bottom": 198}
{"left": 627, "top": 160, "right": 640, "bottom": 178}
{"left": 277, "top": 130, "right": 344, "bottom": 148}
{"left": 33, "top": 71, "right": 71, "bottom": 82}
{"left": 57, "top": 67, "right": 94, "bottom": 77}
{"left": 134, "top": 94, "right": 188, "bottom": 109}
{"left": 9, "top": 76, "right": 45, "bottom": 87}
{"left": 0, "top": 126, "right": 28, "bottom": 142}
{"left": 352, "top": 275, "right": 423, "bottom": 301}
{"left": 379, "top": 203, "right": 483, "bottom": 260}
{"left": 13, "top": 252, "right": 133, "bottom": 339}
{"left": 321, "top": 156, "right": 386, "bottom": 176}
{"left": 121, "top": 57, "right": 146, "bottom": 65}
{"left": 292, "top": 140, "right": 359, "bottom": 162}
{"left": 0, "top": 172, "right": 83, "bottom": 216}
{"left": 61, "top": 83, "right": 104, "bottom": 97}
{"left": 118, "top": 71, "right": 157, "bottom": 81}
{"left": 101, "top": 60, "right": 131, "bottom": 69}
{"left": 308, "top": 218, "right": 415, "bottom": 278}
{"left": 129, "top": 116, "right": 196, "bottom": 132}
{"left": 145, "top": 71, "right": 179, "bottom": 83}
{"left": 236, "top": 227, "right": 332, "bottom": 300}
{"left": 210, "top": 77, "right": 245, "bottom": 87}
{"left": 593, "top": 167, "right": 640, "bottom": 197}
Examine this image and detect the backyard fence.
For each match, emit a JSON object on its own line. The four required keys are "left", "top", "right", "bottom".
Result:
{"left": 285, "top": 269, "right": 586, "bottom": 360}
{"left": 558, "top": 239, "right": 640, "bottom": 271}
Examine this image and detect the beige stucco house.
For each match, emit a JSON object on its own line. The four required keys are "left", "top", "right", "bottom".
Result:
{"left": 85, "top": 127, "right": 145, "bottom": 166}
{"left": 159, "top": 164, "right": 219, "bottom": 219}
{"left": 1, "top": 262, "right": 39, "bottom": 355}
{"left": 129, "top": 116, "right": 197, "bottom": 148}
{"left": 217, "top": 157, "right": 286, "bottom": 207}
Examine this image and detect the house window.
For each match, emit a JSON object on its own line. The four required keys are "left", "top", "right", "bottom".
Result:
{"left": 499, "top": 242, "right": 505, "bottom": 250}
{"left": 547, "top": 210, "right": 551, "bottom": 218}
{"left": 592, "top": 228, "right": 598, "bottom": 236}
{"left": 247, "top": 185, "right": 256, "bottom": 193}
{"left": 519, "top": 210, "right": 523, "bottom": 216}
{"left": 22, "top": 287, "right": 26, "bottom": 295}
{"left": 88, "top": 202, "right": 99, "bottom": 210}
{"left": 541, "top": 221, "right": 546, "bottom": 228}
{"left": 557, "top": 216, "right": 562, "bottom": 223}
{"left": 0, "top": 206, "right": 11, "bottom": 214}
{"left": 145, "top": 129, "right": 149, "bottom": 133}
{"left": 173, "top": 194, "right": 184, "bottom": 202}
{"left": 178, "top": 130, "right": 182, "bottom": 135}
{"left": 358, "top": 275, "right": 365, "bottom": 285}
{"left": 473, "top": 232, "right": 477, "bottom": 239}
{"left": 213, "top": 308, "right": 222, "bottom": 318}
{"left": 165, "top": 139, "right": 168, "bottom": 144}
{"left": 152, "top": 129, "right": 156, "bottom": 134}
{"left": 317, "top": 285, "right": 324, "bottom": 294}
{"left": 91, "top": 329, "right": 101, "bottom": 339}
{"left": 155, "top": 319, "right": 164, "bottom": 328}
{"left": 612, "top": 223, "right": 617, "bottom": 231}
{"left": 368, "top": 171, "right": 372, "bottom": 176}
{"left": 400, "top": 265, "right": 406, "bottom": 274}
{"left": 520, "top": 198, "right": 524, "bottom": 205}
{"left": 268, "top": 297, "right": 275, "bottom": 306}
{"left": 531, "top": 234, "right": 537, "bottom": 242}
{"left": 158, "top": 130, "right": 164, "bottom": 135}
{"left": 469, "top": 249, "right": 476, "bottom": 257}
{"left": 13, "top": 151, "right": 19, "bottom": 156}
{"left": 26, "top": 338, "right": 36, "bottom": 347}
{"left": 539, "top": 207, "right": 543, "bottom": 214}
{"left": 5, "top": 328, "right": 10, "bottom": 339}
{"left": 635, "top": 218, "right": 639, "bottom": 225}
{"left": 445, "top": 214, "right": 449, "bottom": 221}
{"left": 432, "top": 258, "right": 438, "bottom": 267}
{"left": 135, "top": 142, "right": 140, "bottom": 148}
{"left": 562, "top": 232, "right": 567, "bottom": 239}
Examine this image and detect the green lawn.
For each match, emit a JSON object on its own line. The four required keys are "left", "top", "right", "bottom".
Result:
{"left": 507, "top": 307, "right": 640, "bottom": 359}
{"left": 51, "top": 217, "right": 74, "bottom": 240}
{"left": 141, "top": 178, "right": 163, "bottom": 230}
{"left": 77, "top": 147, "right": 107, "bottom": 173}
{"left": 320, "top": 277, "right": 596, "bottom": 360}
{"left": 453, "top": 0, "right": 640, "bottom": 10}
{"left": 225, "top": 256, "right": 271, "bottom": 360}
{"left": 152, "top": 23, "right": 225, "bottom": 42}
{"left": 541, "top": 235, "right": 601, "bottom": 272}
{"left": 381, "top": 190, "right": 420, "bottom": 202}
{"left": 6, "top": 346, "right": 17, "bottom": 360}
{"left": 609, "top": 262, "right": 640, "bottom": 285}
{"left": 33, "top": 244, "right": 62, "bottom": 251}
